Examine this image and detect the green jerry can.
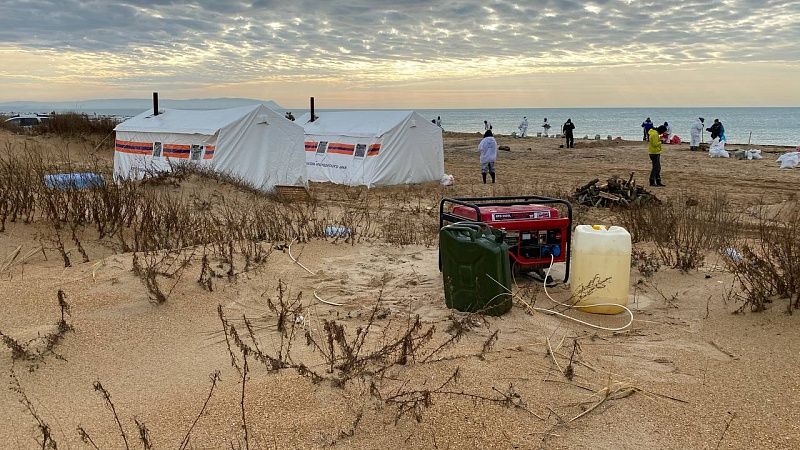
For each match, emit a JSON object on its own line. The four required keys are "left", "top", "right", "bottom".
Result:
{"left": 439, "top": 222, "right": 513, "bottom": 316}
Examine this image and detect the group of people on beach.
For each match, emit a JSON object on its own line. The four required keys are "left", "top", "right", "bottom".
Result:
{"left": 516, "top": 117, "right": 574, "bottom": 143}
{"left": 475, "top": 113, "right": 730, "bottom": 187}
{"left": 646, "top": 116, "right": 726, "bottom": 186}
{"left": 476, "top": 117, "right": 577, "bottom": 184}
{"left": 481, "top": 117, "right": 575, "bottom": 143}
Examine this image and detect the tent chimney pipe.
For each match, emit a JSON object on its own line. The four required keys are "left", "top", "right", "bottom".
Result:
{"left": 153, "top": 92, "right": 159, "bottom": 116}
{"left": 310, "top": 97, "right": 315, "bottom": 122}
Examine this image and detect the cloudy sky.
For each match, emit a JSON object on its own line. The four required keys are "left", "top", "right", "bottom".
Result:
{"left": 1, "top": 0, "right": 798, "bottom": 108}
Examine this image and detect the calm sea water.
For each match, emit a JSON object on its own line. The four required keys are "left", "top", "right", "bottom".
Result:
{"left": 14, "top": 106, "right": 799, "bottom": 146}
{"left": 418, "top": 108, "right": 800, "bottom": 146}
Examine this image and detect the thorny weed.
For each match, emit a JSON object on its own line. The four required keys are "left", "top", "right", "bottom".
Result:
{"left": 619, "top": 193, "right": 740, "bottom": 271}
{"left": 726, "top": 206, "right": 800, "bottom": 312}
{"left": 0, "top": 289, "right": 73, "bottom": 371}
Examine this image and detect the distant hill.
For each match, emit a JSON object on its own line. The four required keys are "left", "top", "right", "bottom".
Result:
{"left": 0, "top": 98, "right": 286, "bottom": 114}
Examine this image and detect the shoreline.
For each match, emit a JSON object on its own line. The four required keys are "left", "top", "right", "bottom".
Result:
{"left": 443, "top": 131, "right": 797, "bottom": 151}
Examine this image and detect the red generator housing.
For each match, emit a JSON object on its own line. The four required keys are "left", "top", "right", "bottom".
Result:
{"left": 440, "top": 196, "right": 572, "bottom": 282}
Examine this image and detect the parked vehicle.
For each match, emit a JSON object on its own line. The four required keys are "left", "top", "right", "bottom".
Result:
{"left": 4, "top": 114, "right": 50, "bottom": 128}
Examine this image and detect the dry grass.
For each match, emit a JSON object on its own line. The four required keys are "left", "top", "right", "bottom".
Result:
{"left": 0, "top": 289, "right": 73, "bottom": 370}
{"left": 0, "top": 113, "right": 118, "bottom": 136}
{"left": 2, "top": 130, "right": 798, "bottom": 447}
{"left": 0, "top": 144, "right": 450, "bottom": 303}
{"left": 41, "top": 113, "right": 118, "bottom": 137}
{"left": 726, "top": 207, "right": 800, "bottom": 312}
{"left": 618, "top": 193, "right": 740, "bottom": 271}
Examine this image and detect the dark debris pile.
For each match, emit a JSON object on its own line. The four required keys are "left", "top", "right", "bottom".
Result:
{"left": 572, "top": 174, "right": 660, "bottom": 208}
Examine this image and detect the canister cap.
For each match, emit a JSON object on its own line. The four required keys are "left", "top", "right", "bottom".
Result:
{"left": 591, "top": 225, "right": 607, "bottom": 231}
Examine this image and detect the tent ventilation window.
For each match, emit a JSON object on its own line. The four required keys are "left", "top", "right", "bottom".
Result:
{"left": 354, "top": 144, "right": 367, "bottom": 159}
{"left": 316, "top": 141, "right": 328, "bottom": 155}
{"left": 190, "top": 145, "right": 203, "bottom": 161}
{"left": 152, "top": 142, "right": 162, "bottom": 158}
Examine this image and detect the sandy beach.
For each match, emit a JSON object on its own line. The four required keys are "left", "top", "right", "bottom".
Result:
{"left": 1, "top": 129, "right": 799, "bottom": 449}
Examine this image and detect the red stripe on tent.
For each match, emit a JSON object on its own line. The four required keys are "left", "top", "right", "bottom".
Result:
{"left": 328, "top": 143, "right": 355, "bottom": 155}
{"left": 115, "top": 139, "right": 152, "bottom": 148}
{"left": 114, "top": 139, "right": 153, "bottom": 154}
{"left": 328, "top": 149, "right": 354, "bottom": 155}
{"left": 115, "top": 144, "right": 152, "bottom": 151}
{"left": 164, "top": 144, "right": 191, "bottom": 150}
{"left": 115, "top": 146, "right": 152, "bottom": 155}
{"left": 367, "top": 144, "right": 381, "bottom": 156}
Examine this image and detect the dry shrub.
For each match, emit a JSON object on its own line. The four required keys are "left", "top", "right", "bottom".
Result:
{"left": 219, "top": 282, "right": 501, "bottom": 390}
{"left": 41, "top": 113, "right": 118, "bottom": 136}
{"left": 143, "top": 161, "right": 269, "bottom": 199}
{"left": 631, "top": 248, "right": 660, "bottom": 278}
{"left": 726, "top": 209, "right": 800, "bottom": 312}
{"left": 132, "top": 250, "right": 194, "bottom": 304}
{"left": 0, "top": 144, "right": 446, "bottom": 265}
{"left": 10, "top": 370, "right": 59, "bottom": 449}
{"left": 0, "top": 289, "right": 73, "bottom": 369}
{"left": 0, "top": 115, "right": 23, "bottom": 133}
{"left": 619, "top": 193, "right": 740, "bottom": 271}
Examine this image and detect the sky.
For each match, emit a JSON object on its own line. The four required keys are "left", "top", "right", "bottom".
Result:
{"left": 0, "top": 0, "right": 799, "bottom": 108}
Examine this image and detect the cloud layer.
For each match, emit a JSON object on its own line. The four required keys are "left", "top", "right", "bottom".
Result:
{"left": 0, "top": 0, "right": 798, "bottom": 104}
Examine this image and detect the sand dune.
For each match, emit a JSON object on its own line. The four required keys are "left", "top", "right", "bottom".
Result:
{"left": 0, "top": 131, "right": 798, "bottom": 449}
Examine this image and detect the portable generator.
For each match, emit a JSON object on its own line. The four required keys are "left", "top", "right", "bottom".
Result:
{"left": 439, "top": 196, "right": 572, "bottom": 282}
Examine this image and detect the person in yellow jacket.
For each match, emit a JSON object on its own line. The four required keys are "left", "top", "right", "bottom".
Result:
{"left": 648, "top": 125, "right": 667, "bottom": 187}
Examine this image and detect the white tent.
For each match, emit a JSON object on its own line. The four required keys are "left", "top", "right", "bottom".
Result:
{"left": 114, "top": 104, "right": 306, "bottom": 191}
{"left": 297, "top": 110, "right": 444, "bottom": 187}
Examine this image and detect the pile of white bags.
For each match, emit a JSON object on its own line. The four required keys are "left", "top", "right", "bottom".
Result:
{"left": 440, "top": 174, "right": 455, "bottom": 186}
{"left": 708, "top": 138, "right": 729, "bottom": 158}
{"left": 745, "top": 149, "right": 763, "bottom": 160}
{"left": 735, "top": 149, "right": 763, "bottom": 160}
{"left": 777, "top": 152, "right": 800, "bottom": 169}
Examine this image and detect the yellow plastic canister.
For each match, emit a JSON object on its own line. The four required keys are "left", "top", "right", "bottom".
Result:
{"left": 569, "top": 225, "right": 632, "bottom": 314}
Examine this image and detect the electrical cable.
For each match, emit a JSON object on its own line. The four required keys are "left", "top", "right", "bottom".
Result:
{"left": 488, "top": 254, "right": 634, "bottom": 332}
{"left": 288, "top": 239, "right": 344, "bottom": 307}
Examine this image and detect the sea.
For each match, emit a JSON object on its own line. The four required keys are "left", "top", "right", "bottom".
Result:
{"left": 6, "top": 106, "right": 798, "bottom": 146}
{"left": 417, "top": 107, "right": 800, "bottom": 147}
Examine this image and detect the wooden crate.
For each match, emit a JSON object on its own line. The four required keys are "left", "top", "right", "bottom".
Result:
{"left": 274, "top": 185, "right": 311, "bottom": 203}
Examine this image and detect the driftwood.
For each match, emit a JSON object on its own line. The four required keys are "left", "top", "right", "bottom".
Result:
{"left": 571, "top": 173, "right": 660, "bottom": 208}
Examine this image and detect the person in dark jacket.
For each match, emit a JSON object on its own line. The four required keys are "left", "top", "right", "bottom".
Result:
{"left": 641, "top": 117, "right": 653, "bottom": 141}
{"left": 706, "top": 119, "right": 723, "bottom": 140}
{"left": 562, "top": 119, "right": 575, "bottom": 148}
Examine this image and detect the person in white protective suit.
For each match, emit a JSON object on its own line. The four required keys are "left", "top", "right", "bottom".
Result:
{"left": 542, "top": 117, "right": 551, "bottom": 136}
{"left": 478, "top": 130, "right": 497, "bottom": 183}
{"left": 518, "top": 116, "right": 529, "bottom": 137}
{"left": 690, "top": 117, "right": 704, "bottom": 151}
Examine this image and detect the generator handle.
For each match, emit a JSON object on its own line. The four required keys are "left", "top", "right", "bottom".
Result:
{"left": 439, "top": 197, "right": 481, "bottom": 230}
{"left": 439, "top": 196, "right": 572, "bottom": 284}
